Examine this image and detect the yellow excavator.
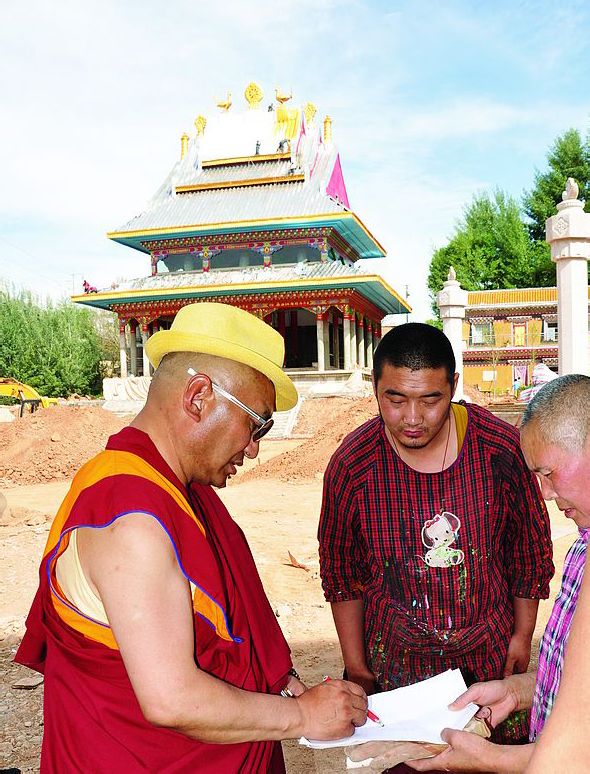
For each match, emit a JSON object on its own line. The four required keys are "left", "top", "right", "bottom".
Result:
{"left": 0, "top": 378, "right": 58, "bottom": 417}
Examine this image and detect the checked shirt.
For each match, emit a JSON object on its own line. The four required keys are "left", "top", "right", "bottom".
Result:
{"left": 529, "top": 528, "right": 589, "bottom": 741}
{"left": 319, "top": 403, "right": 553, "bottom": 692}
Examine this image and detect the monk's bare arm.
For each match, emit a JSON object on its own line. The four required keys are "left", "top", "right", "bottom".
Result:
{"left": 78, "top": 514, "right": 367, "bottom": 744}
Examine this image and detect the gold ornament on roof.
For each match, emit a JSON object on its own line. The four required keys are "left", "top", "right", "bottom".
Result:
{"left": 275, "top": 87, "right": 292, "bottom": 105}
{"left": 216, "top": 92, "right": 232, "bottom": 111}
{"left": 194, "top": 115, "right": 207, "bottom": 136}
{"left": 180, "top": 132, "right": 189, "bottom": 159}
{"left": 323, "top": 115, "right": 332, "bottom": 143}
{"left": 304, "top": 102, "right": 317, "bottom": 125}
{"left": 244, "top": 82, "right": 263, "bottom": 108}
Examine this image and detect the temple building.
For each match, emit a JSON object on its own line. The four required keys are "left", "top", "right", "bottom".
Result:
{"left": 462, "top": 286, "right": 590, "bottom": 393}
{"left": 73, "top": 83, "right": 409, "bottom": 386}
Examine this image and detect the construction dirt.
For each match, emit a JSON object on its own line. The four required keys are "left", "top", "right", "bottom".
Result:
{"left": 0, "top": 405, "right": 127, "bottom": 487}
{"left": 0, "top": 398, "right": 574, "bottom": 773}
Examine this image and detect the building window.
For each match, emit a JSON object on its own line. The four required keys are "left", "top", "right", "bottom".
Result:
{"left": 471, "top": 322, "right": 493, "bottom": 346}
{"left": 543, "top": 320, "right": 558, "bottom": 342}
{"left": 513, "top": 323, "right": 526, "bottom": 346}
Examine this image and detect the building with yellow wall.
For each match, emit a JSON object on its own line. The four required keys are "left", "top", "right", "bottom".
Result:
{"left": 462, "top": 287, "right": 590, "bottom": 394}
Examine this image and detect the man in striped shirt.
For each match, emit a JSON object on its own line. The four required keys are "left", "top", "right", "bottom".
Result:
{"left": 406, "top": 374, "right": 590, "bottom": 772}
{"left": 319, "top": 323, "right": 553, "bottom": 756}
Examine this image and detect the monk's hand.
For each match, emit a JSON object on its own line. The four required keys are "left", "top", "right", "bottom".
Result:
{"left": 296, "top": 678, "right": 368, "bottom": 740}
{"left": 286, "top": 675, "right": 307, "bottom": 696}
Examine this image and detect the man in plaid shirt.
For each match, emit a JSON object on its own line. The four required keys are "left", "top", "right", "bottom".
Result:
{"left": 404, "top": 374, "right": 590, "bottom": 772}
{"left": 318, "top": 323, "right": 553, "bottom": 753}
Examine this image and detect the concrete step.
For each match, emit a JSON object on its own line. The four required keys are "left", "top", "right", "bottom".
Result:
{"left": 268, "top": 396, "right": 304, "bottom": 439}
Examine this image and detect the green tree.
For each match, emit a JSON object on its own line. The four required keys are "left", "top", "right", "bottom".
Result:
{"left": 427, "top": 190, "right": 535, "bottom": 313}
{"left": 521, "top": 129, "right": 590, "bottom": 286}
{"left": 0, "top": 289, "right": 106, "bottom": 397}
{"left": 522, "top": 128, "right": 590, "bottom": 242}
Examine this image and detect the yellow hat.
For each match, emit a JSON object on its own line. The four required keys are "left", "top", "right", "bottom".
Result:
{"left": 145, "top": 303, "right": 298, "bottom": 411}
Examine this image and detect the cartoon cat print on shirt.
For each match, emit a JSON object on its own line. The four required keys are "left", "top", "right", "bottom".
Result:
{"left": 419, "top": 511, "right": 465, "bottom": 568}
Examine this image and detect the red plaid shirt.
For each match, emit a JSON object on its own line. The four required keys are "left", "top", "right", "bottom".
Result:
{"left": 319, "top": 403, "right": 553, "bottom": 690}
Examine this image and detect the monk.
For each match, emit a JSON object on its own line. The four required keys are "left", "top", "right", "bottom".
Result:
{"left": 16, "top": 302, "right": 367, "bottom": 772}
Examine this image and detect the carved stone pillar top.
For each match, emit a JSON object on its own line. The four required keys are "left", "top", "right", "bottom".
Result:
{"left": 546, "top": 178, "right": 590, "bottom": 262}
{"left": 437, "top": 266, "right": 468, "bottom": 318}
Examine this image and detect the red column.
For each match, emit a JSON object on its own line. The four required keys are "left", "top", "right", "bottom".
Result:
{"left": 290, "top": 310, "right": 299, "bottom": 366}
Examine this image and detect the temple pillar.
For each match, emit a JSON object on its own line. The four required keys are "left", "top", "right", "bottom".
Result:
{"left": 320, "top": 236, "right": 329, "bottom": 262}
{"left": 278, "top": 309, "right": 286, "bottom": 340}
{"left": 129, "top": 321, "right": 138, "bottom": 376}
{"left": 333, "top": 314, "right": 340, "bottom": 369}
{"left": 325, "top": 312, "right": 332, "bottom": 368}
{"left": 366, "top": 322, "right": 374, "bottom": 369}
{"left": 141, "top": 322, "right": 150, "bottom": 377}
{"left": 437, "top": 267, "right": 468, "bottom": 399}
{"left": 546, "top": 178, "right": 590, "bottom": 375}
{"left": 316, "top": 313, "right": 327, "bottom": 372}
{"left": 290, "top": 310, "right": 299, "bottom": 366}
{"left": 343, "top": 314, "right": 352, "bottom": 370}
{"left": 357, "top": 316, "right": 366, "bottom": 368}
{"left": 119, "top": 322, "right": 128, "bottom": 378}
{"left": 351, "top": 314, "right": 357, "bottom": 367}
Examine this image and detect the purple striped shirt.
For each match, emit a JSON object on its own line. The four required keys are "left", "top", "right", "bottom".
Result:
{"left": 529, "top": 528, "right": 589, "bottom": 741}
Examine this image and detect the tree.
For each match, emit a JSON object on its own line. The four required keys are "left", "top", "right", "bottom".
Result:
{"left": 522, "top": 128, "right": 590, "bottom": 242}
{"left": 0, "top": 289, "right": 108, "bottom": 397}
{"left": 521, "top": 129, "right": 590, "bottom": 286}
{"left": 427, "top": 190, "right": 535, "bottom": 313}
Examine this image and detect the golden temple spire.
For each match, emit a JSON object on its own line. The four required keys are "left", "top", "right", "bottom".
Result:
{"left": 194, "top": 115, "right": 207, "bottom": 136}
{"left": 216, "top": 92, "right": 232, "bottom": 111}
{"left": 323, "top": 115, "right": 332, "bottom": 143}
{"left": 180, "top": 132, "right": 189, "bottom": 159}
{"left": 244, "top": 82, "right": 263, "bottom": 108}
{"left": 275, "top": 86, "right": 292, "bottom": 105}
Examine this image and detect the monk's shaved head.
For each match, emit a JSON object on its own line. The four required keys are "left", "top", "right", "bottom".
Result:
{"left": 150, "top": 351, "right": 272, "bottom": 402}
{"left": 521, "top": 374, "right": 590, "bottom": 454}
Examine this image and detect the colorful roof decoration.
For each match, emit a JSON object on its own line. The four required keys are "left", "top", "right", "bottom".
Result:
{"left": 77, "top": 83, "right": 409, "bottom": 324}
{"left": 107, "top": 83, "right": 384, "bottom": 260}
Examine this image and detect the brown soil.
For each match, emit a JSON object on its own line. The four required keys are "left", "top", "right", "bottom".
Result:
{"left": 243, "top": 396, "right": 378, "bottom": 482}
{"left": 0, "top": 402, "right": 577, "bottom": 773}
{"left": 0, "top": 406, "right": 127, "bottom": 486}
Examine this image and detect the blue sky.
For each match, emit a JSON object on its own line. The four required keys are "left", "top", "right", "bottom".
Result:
{"left": 1, "top": 0, "right": 589, "bottom": 319}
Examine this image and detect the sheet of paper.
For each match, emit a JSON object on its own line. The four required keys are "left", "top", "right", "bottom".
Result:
{"left": 300, "top": 669, "right": 479, "bottom": 749}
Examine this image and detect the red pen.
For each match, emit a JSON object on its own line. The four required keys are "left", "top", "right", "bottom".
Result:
{"left": 322, "top": 676, "right": 385, "bottom": 727}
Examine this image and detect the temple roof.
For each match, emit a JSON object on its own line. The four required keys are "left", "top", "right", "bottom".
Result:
{"left": 108, "top": 85, "right": 385, "bottom": 260}
{"left": 73, "top": 260, "right": 409, "bottom": 315}
{"left": 113, "top": 180, "right": 344, "bottom": 233}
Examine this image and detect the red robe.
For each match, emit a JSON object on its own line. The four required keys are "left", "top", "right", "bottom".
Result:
{"left": 16, "top": 427, "right": 292, "bottom": 773}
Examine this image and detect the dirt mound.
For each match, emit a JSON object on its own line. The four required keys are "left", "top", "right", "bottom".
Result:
{"left": 0, "top": 405, "right": 127, "bottom": 485}
{"left": 462, "top": 384, "right": 489, "bottom": 406}
{"left": 243, "top": 396, "right": 377, "bottom": 482}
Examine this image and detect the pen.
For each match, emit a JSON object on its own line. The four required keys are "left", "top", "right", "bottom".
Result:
{"left": 322, "top": 676, "right": 385, "bottom": 727}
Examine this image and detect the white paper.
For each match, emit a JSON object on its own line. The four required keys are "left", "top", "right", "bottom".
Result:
{"left": 300, "top": 669, "right": 478, "bottom": 749}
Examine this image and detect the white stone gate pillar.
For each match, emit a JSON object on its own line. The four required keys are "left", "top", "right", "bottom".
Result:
{"left": 437, "top": 267, "right": 468, "bottom": 399}
{"left": 546, "top": 178, "right": 590, "bottom": 376}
